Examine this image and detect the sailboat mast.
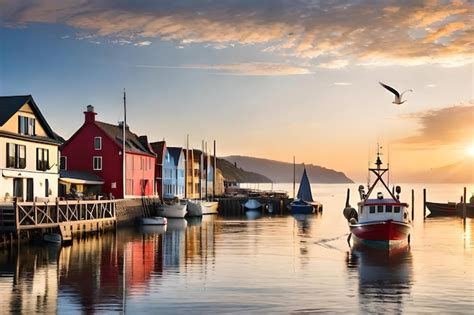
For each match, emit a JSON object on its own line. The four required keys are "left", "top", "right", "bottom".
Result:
{"left": 205, "top": 141, "right": 208, "bottom": 200}
{"left": 200, "top": 140, "right": 204, "bottom": 199}
{"left": 122, "top": 89, "right": 127, "bottom": 198}
{"left": 212, "top": 140, "right": 216, "bottom": 199}
{"left": 293, "top": 156, "right": 296, "bottom": 198}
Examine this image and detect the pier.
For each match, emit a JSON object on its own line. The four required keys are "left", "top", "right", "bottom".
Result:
{"left": 0, "top": 199, "right": 117, "bottom": 244}
{"left": 218, "top": 197, "right": 322, "bottom": 216}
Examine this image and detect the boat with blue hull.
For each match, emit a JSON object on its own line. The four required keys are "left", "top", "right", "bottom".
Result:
{"left": 290, "top": 167, "right": 322, "bottom": 214}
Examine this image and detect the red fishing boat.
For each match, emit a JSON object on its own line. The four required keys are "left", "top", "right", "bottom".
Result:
{"left": 343, "top": 148, "right": 411, "bottom": 249}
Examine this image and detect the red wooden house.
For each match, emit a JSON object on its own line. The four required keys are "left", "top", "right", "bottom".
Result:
{"left": 60, "top": 105, "right": 156, "bottom": 198}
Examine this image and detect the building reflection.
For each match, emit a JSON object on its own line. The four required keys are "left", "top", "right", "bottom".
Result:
{"left": 0, "top": 244, "right": 59, "bottom": 314}
{"left": 185, "top": 215, "right": 217, "bottom": 267}
{"left": 346, "top": 245, "right": 413, "bottom": 313}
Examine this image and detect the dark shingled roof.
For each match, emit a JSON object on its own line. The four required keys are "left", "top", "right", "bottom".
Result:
{"left": 167, "top": 147, "right": 184, "bottom": 166}
{"left": 150, "top": 141, "right": 166, "bottom": 163}
{"left": 0, "top": 95, "right": 60, "bottom": 141}
{"left": 95, "top": 121, "right": 155, "bottom": 156}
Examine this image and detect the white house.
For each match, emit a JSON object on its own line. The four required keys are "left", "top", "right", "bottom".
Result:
{"left": 0, "top": 95, "right": 62, "bottom": 202}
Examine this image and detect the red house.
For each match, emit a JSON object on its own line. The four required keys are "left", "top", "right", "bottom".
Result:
{"left": 60, "top": 105, "right": 156, "bottom": 198}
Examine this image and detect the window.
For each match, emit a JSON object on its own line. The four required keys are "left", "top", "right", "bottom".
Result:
{"left": 94, "top": 137, "right": 102, "bottom": 150}
{"left": 36, "top": 148, "right": 49, "bottom": 171}
{"left": 377, "top": 205, "right": 384, "bottom": 213}
{"left": 18, "top": 116, "right": 35, "bottom": 135}
{"left": 60, "top": 156, "right": 67, "bottom": 170}
{"left": 369, "top": 206, "right": 375, "bottom": 213}
{"left": 93, "top": 156, "right": 102, "bottom": 170}
{"left": 394, "top": 206, "right": 401, "bottom": 213}
{"left": 386, "top": 205, "right": 393, "bottom": 213}
{"left": 6, "top": 143, "right": 26, "bottom": 169}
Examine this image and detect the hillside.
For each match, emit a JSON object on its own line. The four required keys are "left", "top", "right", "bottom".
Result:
{"left": 216, "top": 158, "right": 272, "bottom": 183}
{"left": 223, "top": 155, "right": 353, "bottom": 183}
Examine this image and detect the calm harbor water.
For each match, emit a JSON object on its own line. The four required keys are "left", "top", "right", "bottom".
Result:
{"left": 0, "top": 184, "right": 473, "bottom": 314}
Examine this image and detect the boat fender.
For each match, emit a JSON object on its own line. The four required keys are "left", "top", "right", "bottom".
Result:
{"left": 343, "top": 207, "right": 358, "bottom": 222}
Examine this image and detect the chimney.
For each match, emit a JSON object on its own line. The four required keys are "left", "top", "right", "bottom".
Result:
{"left": 84, "top": 105, "right": 96, "bottom": 123}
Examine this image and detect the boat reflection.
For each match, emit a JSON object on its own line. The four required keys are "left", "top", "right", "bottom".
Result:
{"left": 346, "top": 245, "right": 413, "bottom": 313}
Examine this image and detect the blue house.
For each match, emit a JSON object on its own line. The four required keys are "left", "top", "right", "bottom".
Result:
{"left": 162, "top": 147, "right": 185, "bottom": 199}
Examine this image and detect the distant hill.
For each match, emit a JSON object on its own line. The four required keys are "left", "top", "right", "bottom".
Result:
{"left": 223, "top": 155, "right": 353, "bottom": 183}
{"left": 425, "top": 157, "right": 474, "bottom": 183}
{"left": 216, "top": 158, "right": 272, "bottom": 183}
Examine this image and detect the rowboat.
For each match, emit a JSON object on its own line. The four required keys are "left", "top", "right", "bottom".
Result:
{"left": 156, "top": 200, "right": 187, "bottom": 218}
{"left": 426, "top": 201, "right": 458, "bottom": 216}
{"left": 343, "top": 148, "right": 411, "bottom": 250}
{"left": 242, "top": 199, "right": 263, "bottom": 211}
{"left": 139, "top": 216, "right": 168, "bottom": 225}
{"left": 187, "top": 200, "right": 219, "bottom": 216}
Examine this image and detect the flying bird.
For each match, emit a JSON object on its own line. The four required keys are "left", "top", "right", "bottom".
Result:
{"left": 379, "top": 82, "right": 413, "bottom": 105}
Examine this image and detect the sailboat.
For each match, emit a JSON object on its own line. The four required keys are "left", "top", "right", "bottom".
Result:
{"left": 290, "top": 166, "right": 321, "bottom": 214}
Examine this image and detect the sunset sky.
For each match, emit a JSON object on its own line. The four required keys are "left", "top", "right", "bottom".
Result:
{"left": 1, "top": 0, "right": 473, "bottom": 181}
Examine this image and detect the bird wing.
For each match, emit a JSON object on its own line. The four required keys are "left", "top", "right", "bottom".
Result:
{"left": 400, "top": 89, "right": 413, "bottom": 97}
{"left": 379, "top": 82, "right": 400, "bottom": 97}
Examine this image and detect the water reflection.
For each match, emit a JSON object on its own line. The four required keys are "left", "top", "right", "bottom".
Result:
{"left": 346, "top": 245, "right": 413, "bottom": 313}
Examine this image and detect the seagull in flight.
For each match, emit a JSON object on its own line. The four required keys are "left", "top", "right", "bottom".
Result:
{"left": 379, "top": 82, "right": 413, "bottom": 105}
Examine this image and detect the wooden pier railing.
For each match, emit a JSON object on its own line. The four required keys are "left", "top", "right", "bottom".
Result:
{"left": 0, "top": 199, "right": 116, "bottom": 233}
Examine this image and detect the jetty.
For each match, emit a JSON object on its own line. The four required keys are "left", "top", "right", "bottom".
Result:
{"left": 0, "top": 198, "right": 117, "bottom": 244}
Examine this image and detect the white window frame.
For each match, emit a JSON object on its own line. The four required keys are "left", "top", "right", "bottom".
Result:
{"left": 94, "top": 137, "right": 102, "bottom": 150}
{"left": 93, "top": 156, "right": 102, "bottom": 170}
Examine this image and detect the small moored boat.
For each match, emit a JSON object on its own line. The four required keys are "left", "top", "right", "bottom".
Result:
{"left": 139, "top": 216, "right": 168, "bottom": 225}
{"left": 242, "top": 199, "right": 263, "bottom": 211}
{"left": 343, "top": 149, "right": 411, "bottom": 250}
{"left": 290, "top": 167, "right": 321, "bottom": 214}
{"left": 43, "top": 233, "right": 62, "bottom": 244}
{"left": 426, "top": 201, "right": 458, "bottom": 216}
{"left": 187, "top": 200, "right": 219, "bottom": 216}
{"left": 157, "top": 199, "right": 187, "bottom": 218}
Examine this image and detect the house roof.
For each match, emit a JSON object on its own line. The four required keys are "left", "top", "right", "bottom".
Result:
{"left": 0, "top": 95, "right": 60, "bottom": 142}
{"left": 150, "top": 141, "right": 166, "bottom": 162}
{"left": 95, "top": 121, "right": 155, "bottom": 156}
{"left": 167, "top": 147, "right": 184, "bottom": 166}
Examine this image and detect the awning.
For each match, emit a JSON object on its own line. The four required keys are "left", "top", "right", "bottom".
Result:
{"left": 59, "top": 170, "right": 104, "bottom": 185}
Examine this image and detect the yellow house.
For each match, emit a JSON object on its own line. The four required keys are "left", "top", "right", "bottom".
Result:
{"left": 0, "top": 95, "right": 62, "bottom": 202}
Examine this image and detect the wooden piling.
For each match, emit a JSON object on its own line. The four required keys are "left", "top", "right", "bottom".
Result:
{"left": 411, "top": 189, "right": 415, "bottom": 221}
{"left": 463, "top": 187, "right": 467, "bottom": 224}
{"left": 423, "top": 188, "right": 426, "bottom": 219}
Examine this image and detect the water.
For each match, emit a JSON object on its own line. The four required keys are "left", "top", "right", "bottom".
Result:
{"left": 0, "top": 184, "right": 473, "bottom": 314}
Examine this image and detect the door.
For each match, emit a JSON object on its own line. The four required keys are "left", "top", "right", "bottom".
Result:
{"left": 13, "top": 178, "right": 23, "bottom": 200}
{"left": 26, "top": 178, "right": 34, "bottom": 202}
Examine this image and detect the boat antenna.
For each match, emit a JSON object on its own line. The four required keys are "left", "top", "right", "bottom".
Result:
{"left": 122, "top": 89, "right": 127, "bottom": 198}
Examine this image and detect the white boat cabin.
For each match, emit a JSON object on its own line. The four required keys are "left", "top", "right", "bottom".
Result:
{"left": 358, "top": 195, "right": 409, "bottom": 224}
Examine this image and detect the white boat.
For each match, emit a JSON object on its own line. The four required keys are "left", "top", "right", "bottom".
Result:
{"left": 156, "top": 201, "right": 187, "bottom": 218}
{"left": 139, "top": 216, "right": 167, "bottom": 225}
{"left": 140, "top": 225, "right": 167, "bottom": 234}
{"left": 243, "top": 199, "right": 262, "bottom": 211}
{"left": 43, "top": 233, "right": 62, "bottom": 244}
{"left": 187, "top": 200, "right": 219, "bottom": 216}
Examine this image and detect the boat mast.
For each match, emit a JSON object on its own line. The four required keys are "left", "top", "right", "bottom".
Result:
{"left": 364, "top": 145, "right": 398, "bottom": 202}
{"left": 212, "top": 140, "right": 216, "bottom": 199}
{"left": 200, "top": 140, "right": 204, "bottom": 200}
{"left": 205, "top": 141, "right": 208, "bottom": 200}
{"left": 122, "top": 89, "right": 127, "bottom": 198}
{"left": 293, "top": 156, "right": 296, "bottom": 198}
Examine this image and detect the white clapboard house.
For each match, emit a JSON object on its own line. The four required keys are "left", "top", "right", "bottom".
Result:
{"left": 0, "top": 95, "right": 62, "bottom": 202}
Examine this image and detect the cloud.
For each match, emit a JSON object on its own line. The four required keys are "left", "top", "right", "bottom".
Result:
{"left": 396, "top": 101, "right": 474, "bottom": 147}
{"left": 136, "top": 62, "right": 311, "bottom": 76}
{"left": 1, "top": 0, "right": 473, "bottom": 66}
{"left": 426, "top": 83, "right": 437, "bottom": 88}
{"left": 134, "top": 40, "right": 151, "bottom": 46}
{"left": 332, "top": 82, "right": 352, "bottom": 86}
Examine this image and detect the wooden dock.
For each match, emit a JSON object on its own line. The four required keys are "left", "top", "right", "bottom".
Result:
{"left": 218, "top": 197, "right": 296, "bottom": 216}
{"left": 0, "top": 199, "right": 117, "bottom": 243}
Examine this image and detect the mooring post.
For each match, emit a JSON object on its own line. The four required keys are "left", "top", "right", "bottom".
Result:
{"left": 411, "top": 189, "right": 415, "bottom": 221}
{"left": 463, "top": 187, "right": 467, "bottom": 224}
{"left": 423, "top": 188, "right": 426, "bottom": 219}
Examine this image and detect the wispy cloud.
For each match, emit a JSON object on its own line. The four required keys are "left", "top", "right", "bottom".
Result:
{"left": 134, "top": 40, "right": 151, "bottom": 46}
{"left": 426, "top": 83, "right": 437, "bottom": 88}
{"left": 332, "top": 82, "right": 352, "bottom": 86}
{"left": 1, "top": 0, "right": 473, "bottom": 67}
{"left": 136, "top": 62, "right": 311, "bottom": 76}
{"left": 396, "top": 101, "right": 474, "bottom": 147}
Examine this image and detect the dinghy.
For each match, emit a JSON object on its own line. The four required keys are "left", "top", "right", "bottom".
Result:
{"left": 139, "top": 216, "right": 168, "bottom": 225}
{"left": 243, "top": 199, "right": 263, "bottom": 211}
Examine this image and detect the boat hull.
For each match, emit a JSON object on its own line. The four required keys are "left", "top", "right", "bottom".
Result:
{"left": 43, "top": 233, "right": 62, "bottom": 244}
{"left": 426, "top": 202, "right": 459, "bottom": 216}
{"left": 349, "top": 220, "right": 411, "bottom": 249}
{"left": 243, "top": 199, "right": 262, "bottom": 211}
{"left": 139, "top": 216, "right": 167, "bottom": 225}
{"left": 156, "top": 203, "right": 187, "bottom": 218}
{"left": 187, "top": 200, "right": 219, "bottom": 216}
{"left": 291, "top": 203, "right": 313, "bottom": 215}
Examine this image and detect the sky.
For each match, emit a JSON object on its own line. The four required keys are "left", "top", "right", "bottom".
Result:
{"left": 1, "top": 0, "right": 473, "bottom": 181}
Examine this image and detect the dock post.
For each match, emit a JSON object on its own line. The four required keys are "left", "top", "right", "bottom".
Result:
{"left": 423, "top": 188, "right": 426, "bottom": 219}
{"left": 411, "top": 189, "right": 415, "bottom": 221}
{"left": 463, "top": 187, "right": 467, "bottom": 225}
